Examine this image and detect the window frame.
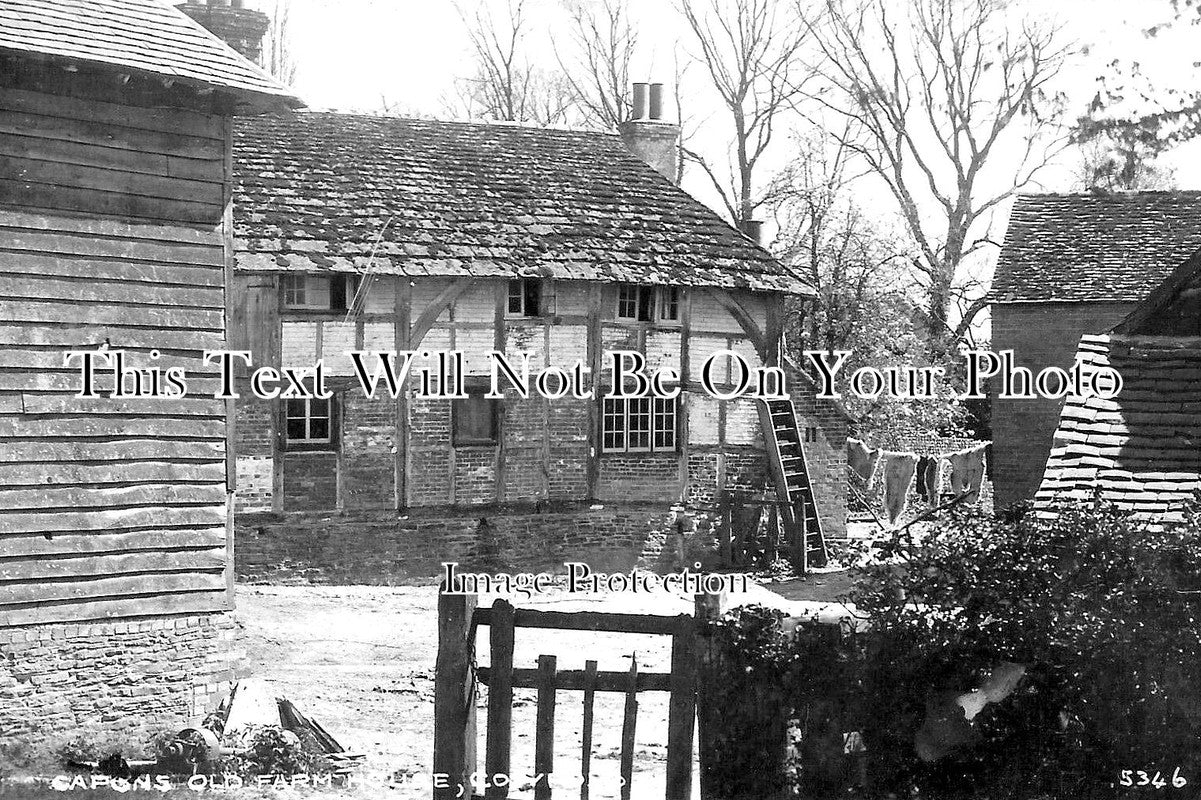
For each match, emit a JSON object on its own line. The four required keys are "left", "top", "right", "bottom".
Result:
{"left": 281, "top": 274, "right": 359, "bottom": 312}
{"left": 600, "top": 395, "right": 678, "bottom": 454}
{"left": 282, "top": 393, "right": 338, "bottom": 451}
{"left": 506, "top": 278, "right": 543, "bottom": 318}
{"left": 615, "top": 284, "right": 681, "bottom": 326}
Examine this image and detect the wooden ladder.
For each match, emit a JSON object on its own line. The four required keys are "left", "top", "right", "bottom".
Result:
{"left": 757, "top": 398, "right": 827, "bottom": 569}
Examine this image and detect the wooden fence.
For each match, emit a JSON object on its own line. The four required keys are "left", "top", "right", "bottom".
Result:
{"left": 714, "top": 491, "right": 810, "bottom": 571}
{"left": 433, "top": 591, "right": 719, "bottom": 800}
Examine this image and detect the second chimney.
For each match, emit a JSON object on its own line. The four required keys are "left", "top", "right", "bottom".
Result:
{"left": 177, "top": 0, "right": 270, "bottom": 62}
{"left": 620, "top": 82, "right": 680, "bottom": 184}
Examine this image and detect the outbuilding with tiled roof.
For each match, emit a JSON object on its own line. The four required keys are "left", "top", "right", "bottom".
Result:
{"left": 0, "top": 0, "right": 299, "bottom": 743}
{"left": 989, "top": 191, "right": 1201, "bottom": 510}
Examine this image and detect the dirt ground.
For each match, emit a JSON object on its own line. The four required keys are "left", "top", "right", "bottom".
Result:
{"left": 234, "top": 572, "right": 855, "bottom": 800}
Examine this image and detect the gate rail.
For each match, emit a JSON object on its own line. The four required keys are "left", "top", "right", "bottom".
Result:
{"left": 433, "top": 591, "right": 701, "bottom": 800}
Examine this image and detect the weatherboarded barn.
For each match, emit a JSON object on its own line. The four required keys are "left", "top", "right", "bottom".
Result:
{"left": 223, "top": 112, "right": 849, "bottom": 580}
{"left": 990, "top": 191, "right": 1201, "bottom": 510}
{"left": 1035, "top": 248, "right": 1201, "bottom": 520}
{"left": 0, "top": 0, "right": 297, "bottom": 741}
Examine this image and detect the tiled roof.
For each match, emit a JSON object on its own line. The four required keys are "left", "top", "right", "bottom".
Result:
{"left": 231, "top": 113, "right": 811, "bottom": 294}
{"left": 0, "top": 0, "right": 300, "bottom": 111}
{"left": 992, "top": 192, "right": 1201, "bottom": 303}
{"left": 1035, "top": 334, "right": 1201, "bottom": 521}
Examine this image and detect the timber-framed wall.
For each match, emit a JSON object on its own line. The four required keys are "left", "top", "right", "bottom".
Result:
{"left": 230, "top": 276, "right": 846, "bottom": 527}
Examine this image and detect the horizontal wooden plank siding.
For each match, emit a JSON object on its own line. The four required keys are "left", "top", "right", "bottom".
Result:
{"left": 0, "top": 81, "right": 231, "bottom": 626}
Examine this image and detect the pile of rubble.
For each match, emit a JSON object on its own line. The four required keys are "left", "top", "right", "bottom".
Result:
{"left": 69, "top": 678, "right": 363, "bottom": 778}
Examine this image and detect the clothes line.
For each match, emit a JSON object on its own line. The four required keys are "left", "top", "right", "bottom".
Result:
{"left": 847, "top": 438, "right": 991, "bottom": 525}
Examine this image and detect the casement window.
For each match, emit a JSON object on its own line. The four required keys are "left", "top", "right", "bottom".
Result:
{"left": 282, "top": 274, "right": 359, "bottom": 311}
{"left": 601, "top": 396, "right": 677, "bottom": 453}
{"left": 453, "top": 383, "right": 500, "bottom": 445}
{"left": 284, "top": 395, "right": 337, "bottom": 450}
{"left": 507, "top": 278, "right": 542, "bottom": 317}
{"left": 616, "top": 284, "right": 680, "bottom": 323}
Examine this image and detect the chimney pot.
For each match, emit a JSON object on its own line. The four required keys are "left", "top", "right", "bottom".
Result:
{"left": 741, "top": 219, "right": 764, "bottom": 245}
{"left": 631, "top": 83, "right": 649, "bottom": 120}
{"left": 619, "top": 82, "right": 681, "bottom": 184}
{"left": 648, "top": 83, "right": 664, "bottom": 120}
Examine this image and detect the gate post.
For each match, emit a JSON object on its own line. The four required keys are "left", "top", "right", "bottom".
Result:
{"left": 693, "top": 591, "right": 725, "bottom": 800}
{"left": 666, "top": 613, "right": 697, "bottom": 800}
{"left": 434, "top": 585, "right": 477, "bottom": 800}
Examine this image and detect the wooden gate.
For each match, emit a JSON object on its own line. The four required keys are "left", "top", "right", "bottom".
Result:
{"left": 433, "top": 590, "right": 701, "bottom": 800}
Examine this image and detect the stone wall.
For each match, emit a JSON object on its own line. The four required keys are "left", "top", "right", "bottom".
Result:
{"left": 0, "top": 612, "right": 241, "bottom": 748}
{"left": 235, "top": 504, "right": 688, "bottom": 584}
{"left": 990, "top": 300, "right": 1134, "bottom": 510}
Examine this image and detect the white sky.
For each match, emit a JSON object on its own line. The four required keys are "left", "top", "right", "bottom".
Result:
{"left": 252, "top": 0, "right": 1201, "bottom": 340}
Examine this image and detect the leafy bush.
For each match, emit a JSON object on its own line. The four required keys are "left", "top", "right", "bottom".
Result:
{"left": 704, "top": 499, "right": 1201, "bottom": 799}
{"left": 849, "top": 498, "right": 1201, "bottom": 798}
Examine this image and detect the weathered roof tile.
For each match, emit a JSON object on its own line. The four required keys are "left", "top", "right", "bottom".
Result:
{"left": 1035, "top": 334, "right": 1201, "bottom": 520}
{"left": 232, "top": 112, "right": 811, "bottom": 294}
{"left": 993, "top": 192, "right": 1201, "bottom": 303}
{"left": 0, "top": 0, "right": 299, "bottom": 110}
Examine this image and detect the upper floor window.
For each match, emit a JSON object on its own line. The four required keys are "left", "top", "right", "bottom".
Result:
{"left": 601, "top": 396, "right": 677, "bottom": 453}
{"left": 507, "top": 278, "right": 542, "bottom": 317}
{"left": 282, "top": 274, "right": 359, "bottom": 312}
{"left": 616, "top": 285, "right": 679, "bottom": 324}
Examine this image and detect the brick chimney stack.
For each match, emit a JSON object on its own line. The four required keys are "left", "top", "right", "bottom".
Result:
{"left": 178, "top": 0, "right": 270, "bottom": 63}
{"left": 619, "top": 82, "right": 681, "bottom": 185}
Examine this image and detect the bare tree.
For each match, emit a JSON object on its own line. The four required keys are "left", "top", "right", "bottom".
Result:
{"left": 262, "top": 0, "right": 297, "bottom": 86}
{"left": 678, "top": 0, "right": 814, "bottom": 226}
{"left": 768, "top": 132, "right": 913, "bottom": 358}
{"left": 556, "top": 0, "right": 637, "bottom": 129}
{"left": 808, "top": 0, "right": 1072, "bottom": 349}
{"left": 447, "top": 0, "right": 577, "bottom": 125}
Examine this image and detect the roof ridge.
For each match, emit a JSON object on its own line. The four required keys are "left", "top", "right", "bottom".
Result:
{"left": 1014, "top": 189, "right": 1201, "bottom": 199}
{"left": 296, "top": 109, "right": 623, "bottom": 138}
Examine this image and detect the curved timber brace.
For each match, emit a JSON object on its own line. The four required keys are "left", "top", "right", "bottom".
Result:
{"left": 701, "top": 287, "right": 783, "bottom": 365}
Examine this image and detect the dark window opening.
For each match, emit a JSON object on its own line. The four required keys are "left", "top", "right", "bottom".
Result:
{"left": 282, "top": 274, "right": 359, "bottom": 312}
{"left": 507, "top": 279, "right": 542, "bottom": 317}
{"left": 616, "top": 284, "right": 680, "bottom": 324}
{"left": 453, "top": 385, "right": 500, "bottom": 445}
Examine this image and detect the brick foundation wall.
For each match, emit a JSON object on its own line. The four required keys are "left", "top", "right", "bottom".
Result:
{"left": 0, "top": 612, "right": 241, "bottom": 747}
{"left": 235, "top": 504, "right": 684, "bottom": 584}
{"left": 991, "top": 301, "right": 1134, "bottom": 509}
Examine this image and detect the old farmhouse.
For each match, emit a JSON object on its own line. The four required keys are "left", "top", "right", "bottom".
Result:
{"left": 1035, "top": 247, "right": 1201, "bottom": 519}
{"left": 0, "top": 0, "right": 298, "bottom": 740}
{"left": 225, "top": 109, "right": 850, "bottom": 579}
{"left": 989, "top": 191, "right": 1201, "bottom": 510}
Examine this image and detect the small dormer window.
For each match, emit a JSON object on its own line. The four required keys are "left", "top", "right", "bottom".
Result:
{"left": 282, "top": 274, "right": 358, "bottom": 311}
{"left": 616, "top": 285, "right": 679, "bottom": 324}
{"left": 507, "top": 279, "right": 542, "bottom": 317}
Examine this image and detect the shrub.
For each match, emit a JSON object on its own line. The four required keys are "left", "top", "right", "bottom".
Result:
{"left": 703, "top": 499, "right": 1201, "bottom": 799}
{"left": 848, "top": 498, "right": 1201, "bottom": 798}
